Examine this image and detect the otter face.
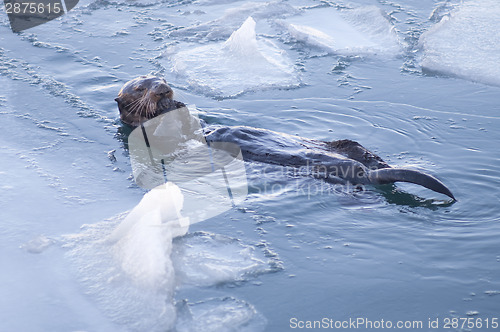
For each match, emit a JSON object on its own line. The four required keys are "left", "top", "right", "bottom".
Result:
{"left": 115, "top": 75, "right": 179, "bottom": 126}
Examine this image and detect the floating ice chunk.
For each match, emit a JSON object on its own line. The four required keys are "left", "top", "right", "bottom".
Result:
{"left": 62, "top": 183, "right": 188, "bottom": 331}
{"left": 419, "top": 0, "right": 500, "bottom": 86}
{"left": 176, "top": 297, "right": 266, "bottom": 332}
{"left": 281, "top": 6, "right": 401, "bottom": 56}
{"left": 107, "top": 182, "right": 188, "bottom": 290}
{"left": 63, "top": 182, "right": 275, "bottom": 331}
{"left": 170, "top": 1, "right": 299, "bottom": 41}
{"left": 63, "top": 213, "right": 179, "bottom": 331}
{"left": 224, "top": 16, "right": 260, "bottom": 55}
{"left": 172, "top": 232, "right": 280, "bottom": 287}
{"left": 167, "top": 16, "right": 299, "bottom": 97}
{"left": 20, "top": 235, "right": 54, "bottom": 253}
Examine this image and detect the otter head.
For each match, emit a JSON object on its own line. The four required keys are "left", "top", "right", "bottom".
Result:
{"left": 115, "top": 75, "right": 182, "bottom": 127}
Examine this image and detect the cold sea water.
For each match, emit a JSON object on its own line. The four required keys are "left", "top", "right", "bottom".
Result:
{"left": 1, "top": 0, "right": 499, "bottom": 331}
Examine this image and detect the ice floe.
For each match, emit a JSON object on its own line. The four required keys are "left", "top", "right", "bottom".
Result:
{"left": 166, "top": 16, "right": 299, "bottom": 97}
{"left": 176, "top": 297, "right": 267, "bottom": 332}
{"left": 172, "top": 231, "right": 280, "bottom": 287}
{"left": 63, "top": 182, "right": 276, "bottom": 331}
{"left": 280, "top": 6, "right": 401, "bottom": 56}
{"left": 419, "top": 0, "right": 500, "bottom": 86}
{"left": 20, "top": 235, "right": 54, "bottom": 254}
{"left": 106, "top": 183, "right": 188, "bottom": 290}
{"left": 170, "top": 1, "right": 300, "bottom": 41}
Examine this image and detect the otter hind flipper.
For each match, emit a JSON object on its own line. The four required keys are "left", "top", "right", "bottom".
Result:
{"left": 368, "top": 168, "right": 455, "bottom": 200}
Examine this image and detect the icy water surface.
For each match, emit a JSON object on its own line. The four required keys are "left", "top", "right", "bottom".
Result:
{"left": 1, "top": 0, "right": 500, "bottom": 331}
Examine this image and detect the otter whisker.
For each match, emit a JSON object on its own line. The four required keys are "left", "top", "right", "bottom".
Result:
{"left": 140, "top": 99, "right": 149, "bottom": 117}
{"left": 124, "top": 97, "right": 143, "bottom": 109}
{"left": 126, "top": 96, "right": 148, "bottom": 118}
{"left": 126, "top": 98, "right": 142, "bottom": 117}
{"left": 147, "top": 100, "right": 155, "bottom": 116}
{"left": 125, "top": 98, "right": 146, "bottom": 117}
{"left": 140, "top": 97, "right": 149, "bottom": 116}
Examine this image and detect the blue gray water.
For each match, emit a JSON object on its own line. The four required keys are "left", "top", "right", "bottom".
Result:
{"left": 1, "top": 0, "right": 499, "bottom": 331}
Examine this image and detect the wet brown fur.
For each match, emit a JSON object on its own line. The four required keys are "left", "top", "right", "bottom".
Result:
{"left": 115, "top": 75, "right": 184, "bottom": 126}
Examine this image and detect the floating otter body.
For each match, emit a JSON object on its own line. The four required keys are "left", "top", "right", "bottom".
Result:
{"left": 115, "top": 76, "right": 455, "bottom": 200}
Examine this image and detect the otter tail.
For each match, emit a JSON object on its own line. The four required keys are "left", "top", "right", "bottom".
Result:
{"left": 368, "top": 168, "right": 455, "bottom": 200}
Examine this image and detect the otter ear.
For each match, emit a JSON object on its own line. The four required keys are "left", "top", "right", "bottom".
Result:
{"left": 115, "top": 97, "right": 121, "bottom": 103}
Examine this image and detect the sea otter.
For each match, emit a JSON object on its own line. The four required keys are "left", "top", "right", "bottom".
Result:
{"left": 115, "top": 76, "right": 186, "bottom": 127}
{"left": 115, "top": 75, "right": 455, "bottom": 200}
